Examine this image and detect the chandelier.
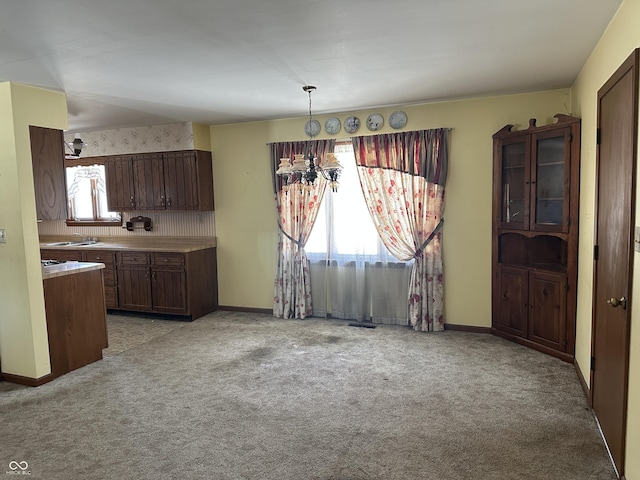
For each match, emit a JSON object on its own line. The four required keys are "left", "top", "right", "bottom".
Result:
{"left": 276, "top": 86, "right": 342, "bottom": 192}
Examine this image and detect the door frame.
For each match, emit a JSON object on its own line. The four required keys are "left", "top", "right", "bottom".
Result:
{"left": 589, "top": 48, "right": 639, "bottom": 476}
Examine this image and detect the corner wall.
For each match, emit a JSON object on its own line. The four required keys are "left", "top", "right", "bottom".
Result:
{"left": 0, "top": 82, "right": 68, "bottom": 379}
{"left": 571, "top": 0, "right": 639, "bottom": 477}
{"left": 211, "top": 89, "right": 571, "bottom": 320}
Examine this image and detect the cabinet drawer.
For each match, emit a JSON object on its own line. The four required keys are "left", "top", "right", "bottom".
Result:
{"left": 118, "top": 252, "right": 150, "bottom": 265}
{"left": 82, "top": 250, "right": 116, "bottom": 264}
{"left": 40, "top": 249, "right": 82, "bottom": 262}
{"left": 152, "top": 253, "right": 185, "bottom": 267}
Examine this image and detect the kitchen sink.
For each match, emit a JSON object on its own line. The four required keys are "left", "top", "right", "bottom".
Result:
{"left": 46, "top": 241, "right": 102, "bottom": 247}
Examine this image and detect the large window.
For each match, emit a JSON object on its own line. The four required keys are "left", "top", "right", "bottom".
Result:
{"left": 306, "top": 142, "right": 410, "bottom": 324}
{"left": 65, "top": 159, "right": 121, "bottom": 226}
{"left": 306, "top": 143, "right": 397, "bottom": 262}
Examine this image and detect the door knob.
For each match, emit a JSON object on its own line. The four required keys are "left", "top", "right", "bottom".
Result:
{"left": 607, "top": 296, "right": 627, "bottom": 309}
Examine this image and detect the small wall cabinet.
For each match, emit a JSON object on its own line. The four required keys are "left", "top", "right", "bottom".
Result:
{"left": 29, "top": 126, "right": 68, "bottom": 221}
{"left": 491, "top": 114, "right": 580, "bottom": 361}
{"left": 104, "top": 150, "right": 214, "bottom": 212}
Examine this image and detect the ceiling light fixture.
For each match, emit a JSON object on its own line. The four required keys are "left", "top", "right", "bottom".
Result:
{"left": 64, "top": 133, "right": 86, "bottom": 156}
{"left": 276, "top": 86, "right": 342, "bottom": 192}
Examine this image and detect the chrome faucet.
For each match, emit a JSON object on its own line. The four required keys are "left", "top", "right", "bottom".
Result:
{"left": 73, "top": 233, "right": 98, "bottom": 243}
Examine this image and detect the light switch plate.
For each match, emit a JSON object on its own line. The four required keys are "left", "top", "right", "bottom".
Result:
{"left": 635, "top": 227, "right": 640, "bottom": 252}
{"left": 0, "top": 229, "right": 6, "bottom": 243}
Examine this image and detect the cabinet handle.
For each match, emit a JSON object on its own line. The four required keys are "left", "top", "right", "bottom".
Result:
{"left": 160, "top": 195, "right": 165, "bottom": 207}
{"left": 152, "top": 272, "right": 156, "bottom": 281}
{"left": 163, "top": 258, "right": 169, "bottom": 262}
{"left": 167, "top": 197, "right": 172, "bottom": 206}
{"left": 130, "top": 196, "right": 135, "bottom": 207}
{"left": 96, "top": 256, "right": 102, "bottom": 260}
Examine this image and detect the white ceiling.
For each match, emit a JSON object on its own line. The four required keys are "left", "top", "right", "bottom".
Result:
{"left": 0, "top": 0, "right": 622, "bottom": 132}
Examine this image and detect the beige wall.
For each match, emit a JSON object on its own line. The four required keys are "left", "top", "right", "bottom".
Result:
{"left": 210, "top": 89, "right": 571, "bottom": 322}
{"left": 571, "top": 0, "right": 639, "bottom": 477}
{"left": 0, "top": 82, "right": 68, "bottom": 379}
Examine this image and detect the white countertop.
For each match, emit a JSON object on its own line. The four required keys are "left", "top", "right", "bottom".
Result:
{"left": 42, "top": 262, "right": 105, "bottom": 280}
{"left": 39, "top": 236, "right": 216, "bottom": 253}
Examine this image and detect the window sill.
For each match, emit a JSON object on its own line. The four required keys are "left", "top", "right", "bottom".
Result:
{"left": 66, "top": 219, "right": 123, "bottom": 227}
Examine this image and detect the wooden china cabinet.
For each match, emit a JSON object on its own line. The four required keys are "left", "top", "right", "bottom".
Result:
{"left": 491, "top": 114, "right": 581, "bottom": 362}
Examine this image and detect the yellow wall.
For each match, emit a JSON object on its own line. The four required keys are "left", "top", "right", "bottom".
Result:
{"left": 211, "top": 89, "right": 571, "bottom": 324}
{"left": 192, "top": 122, "right": 212, "bottom": 151}
{"left": 571, "top": 0, "right": 639, "bottom": 477}
{"left": 0, "top": 82, "right": 68, "bottom": 379}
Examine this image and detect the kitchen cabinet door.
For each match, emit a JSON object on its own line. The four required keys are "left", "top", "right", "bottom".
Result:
{"left": 496, "top": 136, "right": 530, "bottom": 231}
{"left": 105, "top": 156, "right": 135, "bottom": 211}
{"left": 528, "top": 271, "right": 567, "bottom": 351}
{"left": 496, "top": 266, "right": 528, "bottom": 338}
{"left": 117, "top": 266, "right": 152, "bottom": 310}
{"left": 30, "top": 126, "right": 68, "bottom": 221}
{"left": 152, "top": 267, "right": 187, "bottom": 314}
{"left": 163, "top": 151, "right": 198, "bottom": 209}
{"left": 132, "top": 154, "right": 165, "bottom": 210}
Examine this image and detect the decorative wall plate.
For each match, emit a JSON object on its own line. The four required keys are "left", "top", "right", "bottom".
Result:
{"left": 304, "top": 119, "right": 321, "bottom": 137}
{"left": 389, "top": 111, "right": 408, "bottom": 129}
{"left": 344, "top": 116, "right": 360, "bottom": 134}
{"left": 366, "top": 113, "right": 384, "bottom": 131}
{"left": 325, "top": 117, "right": 341, "bottom": 135}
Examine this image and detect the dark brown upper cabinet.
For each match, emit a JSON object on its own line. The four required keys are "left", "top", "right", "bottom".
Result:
{"left": 494, "top": 117, "right": 576, "bottom": 233}
{"left": 29, "top": 126, "right": 68, "bottom": 221}
{"left": 104, "top": 150, "right": 214, "bottom": 212}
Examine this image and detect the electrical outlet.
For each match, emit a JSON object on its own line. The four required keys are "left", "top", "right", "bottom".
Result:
{"left": 0, "top": 229, "right": 6, "bottom": 243}
{"left": 635, "top": 227, "right": 640, "bottom": 252}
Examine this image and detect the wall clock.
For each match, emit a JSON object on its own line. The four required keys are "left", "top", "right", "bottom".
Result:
{"left": 366, "top": 113, "right": 384, "bottom": 131}
{"left": 325, "top": 117, "right": 341, "bottom": 135}
{"left": 389, "top": 111, "right": 408, "bottom": 129}
{"left": 344, "top": 116, "right": 360, "bottom": 134}
{"left": 304, "top": 119, "right": 321, "bottom": 137}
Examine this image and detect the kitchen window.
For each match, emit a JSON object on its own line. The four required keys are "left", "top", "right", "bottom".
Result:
{"left": 65, "top": 158, "right": 121, "bottom": 226}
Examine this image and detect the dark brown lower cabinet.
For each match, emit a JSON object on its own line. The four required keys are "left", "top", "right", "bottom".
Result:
{"left": 116, "top": 248, "right": 217, "bottom": 320}
{"left": 41, "top": 246, "right": 217, "bottom": 320}
{"left": 151, "top": 252, "right": 188, "bottom": 314}
{"left": 82, "top": 250, "right": 118, "bottom": 309}
{"left": 495, "top": 265, "right": 568, "bottom": 358}
{"left": 528, "top": 271, "right": 567, "bottom": 351}
{"left": 44, "top": 268, "right": 108, "bottom": 379}
{"left": 496, "top": 266, "right": 528, "bottom": 338}
{"left": 117, "top": 265, "right": 152, "bottom": 311}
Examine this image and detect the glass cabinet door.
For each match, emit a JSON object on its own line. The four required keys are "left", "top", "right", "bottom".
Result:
{"left": 500, "top": 140, "right": 528, "bottom": 228}
{"left": 532, "top": 130, "right": 569, "bottom": 231}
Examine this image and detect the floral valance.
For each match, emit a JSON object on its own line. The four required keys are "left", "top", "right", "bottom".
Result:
{"left": 352, "top": 129, "right": 449, "bottom": 185}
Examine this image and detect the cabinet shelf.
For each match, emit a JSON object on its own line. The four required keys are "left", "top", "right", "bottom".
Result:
{"left": 498, "top": 261, "right": 566, "bottom": 274}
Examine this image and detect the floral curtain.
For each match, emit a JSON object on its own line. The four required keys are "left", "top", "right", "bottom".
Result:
{"left": 270, "top": 139, "right": 336, "bottom": 319}
{"left": 352, "top": 129, "right": 449, "bottom": 331}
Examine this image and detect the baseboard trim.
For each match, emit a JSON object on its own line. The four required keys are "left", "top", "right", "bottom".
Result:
{"left": 218, "top": 305, "right": 273, "bottom": 315}
{"left": 2, "top": 372, "right": 54, "bottom": 387}
{"left": 444, "top": 323, "right": 491, "bottom": 334}
{"left": 574, "top": 358, "right": 591, "bottom": 406}
{"left": 491, "top": 328, "right": 574, "bottom": 363}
